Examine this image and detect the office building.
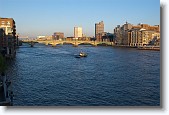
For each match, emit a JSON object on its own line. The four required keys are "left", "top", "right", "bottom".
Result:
{"left": 74, "top": 27, "right": 82, "bottom": 38}
{"left": 95, "top": 21, "right": 104, "bottom": 41}
{"left": 114, "top": 22, "right": 132, "bottom": 45}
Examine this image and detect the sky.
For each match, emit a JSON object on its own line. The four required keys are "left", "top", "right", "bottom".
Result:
{"left": 0, "top": 0, "right": 160, "bottom": 38}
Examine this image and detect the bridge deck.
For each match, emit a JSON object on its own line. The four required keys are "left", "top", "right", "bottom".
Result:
{"left": 22, "top": 40, "right": 114, "bottom": 46}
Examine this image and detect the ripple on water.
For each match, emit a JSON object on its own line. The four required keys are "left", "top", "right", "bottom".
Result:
{"left": 8, "top": 44, "right": 160, "bottom": 106}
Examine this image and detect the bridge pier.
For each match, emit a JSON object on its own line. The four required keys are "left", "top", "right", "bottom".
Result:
{"left": 73, "top": 44, "right": 78, "bottom": 47}
{"left": 45, "top": 42, "right": 49, "bottom": 45}
{"left": 93, "top": 44, "right": 97, "bottom": 47}
{"left": 111, "top": 42, "right": 115, "bottom": 46}
{"left": 52, "top": 44, "right": 56, "bottom": 47}
{"left": 30, "top": 44, "right": 34, "bottom": 47}
{"left": 60, "top": 43, "right": 63, "bottom": 45}
{"left": 93, "top": 41, "right": 97, "bottom": 47}
{"left": 72, "top": 41, "right": 78, "bottom": 47}
{"left": 28, "top": 41, "right": 35, "bottom": 47}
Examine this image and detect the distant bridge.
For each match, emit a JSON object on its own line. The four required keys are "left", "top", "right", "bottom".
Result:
{"left": 18, "top": 36, "right": 29, "bottom": 39}
{"left": 22, "top": 40, "right": 115, "bottom": 47}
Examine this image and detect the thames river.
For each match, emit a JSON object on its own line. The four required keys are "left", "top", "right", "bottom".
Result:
{"left": 6, "top": 43, "right": 160, "bottom": 106}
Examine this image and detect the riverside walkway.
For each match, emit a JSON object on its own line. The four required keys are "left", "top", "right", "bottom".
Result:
{"left": 0, "top": 76, "right": 12, "bottom": 106}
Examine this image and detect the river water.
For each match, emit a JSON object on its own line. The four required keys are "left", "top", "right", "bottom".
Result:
{"left": 6, "top": 43, "right": 160, "bottom": 106}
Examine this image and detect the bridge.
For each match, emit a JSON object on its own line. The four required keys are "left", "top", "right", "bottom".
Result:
{"left": 22, "top": 40, "right": 115, "bottom": 47}
{"left": 18, "top": 36, "right": 29, "bottom": 39}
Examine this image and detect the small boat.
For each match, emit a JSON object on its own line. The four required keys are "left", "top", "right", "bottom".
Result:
{"left": 79, "top": 52, "right": 87, "bottom": 57}
{"left": 75, "top": 52, "right": 87, "bottom": 58}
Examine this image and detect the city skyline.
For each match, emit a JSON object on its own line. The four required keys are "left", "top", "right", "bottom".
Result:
{"left": 0, "top": 0, "right": 160, "bottom": 38}
{"left": 0, "top": 0, "right": 162, "bottom": 107}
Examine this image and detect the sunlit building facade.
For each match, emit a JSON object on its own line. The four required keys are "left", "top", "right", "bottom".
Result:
{"left": 0, "top": 18, "right": 16, "bottom": 58}
{"left": 114, "top": 22, "right": 132, "bottom": 45}
{"left": 95, "top": 21, "right": 104, "bottom": 41}
{"left": 128, "top": 24, "right": 160, "bottom": 46}
{"left": 114, "top": 22, "right": 160, "bottom": 46}
{"left": 74, "top": 27, "right": 82, "bottom": 38}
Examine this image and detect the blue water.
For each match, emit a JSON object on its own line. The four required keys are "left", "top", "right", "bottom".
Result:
{"left": 7, "top": 43, "right": 160, "bottom": 106}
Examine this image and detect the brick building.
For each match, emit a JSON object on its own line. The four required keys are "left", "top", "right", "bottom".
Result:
{"left": 128, "top": 24, "right": 160, "bottom": 46}
{"left": 95, "top": 21, "right": 104, "bottom": 41}
{"left": 0, "top": 18, "right": 16, "bottom": 58}
{"left": 53, "top": 32, "right": 64, "bottom": 40}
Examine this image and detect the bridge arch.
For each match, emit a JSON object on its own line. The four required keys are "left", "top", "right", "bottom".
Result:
{"left": 24, "top": 40, "right": 114, "bottom": 47}
{"left": 77, "top": 42, "right": 96, "bottom": 46}
{"left": 62, "top": 41, "right": 76, "bottom": 46}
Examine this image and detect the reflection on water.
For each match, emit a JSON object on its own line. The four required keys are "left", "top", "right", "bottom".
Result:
{"left": 7, "top": 43, "right": 160, "bottom": 106}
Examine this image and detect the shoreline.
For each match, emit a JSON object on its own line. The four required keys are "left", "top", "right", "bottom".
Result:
{"left": 22, "top": 42, "right": 160, "bottom": 51}
{"left": 112, "top": 45, "right": 160, "bottom": 51}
